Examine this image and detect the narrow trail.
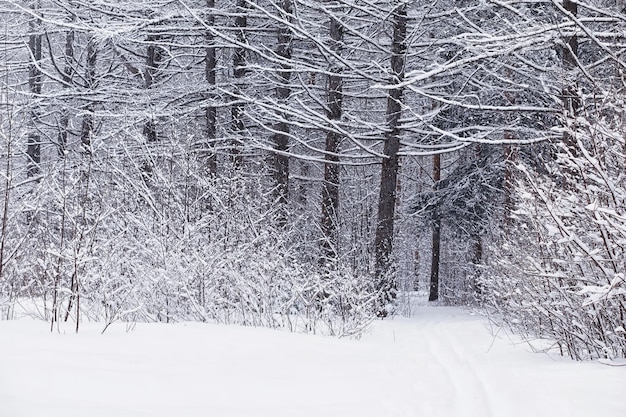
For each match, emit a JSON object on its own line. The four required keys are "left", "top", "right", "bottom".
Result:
{"left": 365, "top": 307, "right": 625, "bottom": 417}
{"left": 0, "top": 306, "right": 624, "bottom": 417}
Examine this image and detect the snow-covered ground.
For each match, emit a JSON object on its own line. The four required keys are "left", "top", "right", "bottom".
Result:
{"left": 1, "top": 307, "right": 624, "bottom": 417}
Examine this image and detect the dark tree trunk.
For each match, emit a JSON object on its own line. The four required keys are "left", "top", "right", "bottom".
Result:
{"left": 320, "top": 13, "right": 343, "bottom": 264}
{"left": 413, "top": 250, "right": 420, "bottom": 291}
{"left": 562, "top": 0, "right": 579, "bottom": 155}
{"left": 503, "top": 137, "right": 517, "bottom": 222}
{"left": 80, "top": 38, "right": 97, "bottom": 153}
{"left": 429, "top": 220, "right": 441, "bottom": 302}
{"left": 503, "top": 69, "right": 517, "bottom": 222}
{"left": 374, "top": 2, "right": 407, "bottom": 314}
{"left": 429, "top": 154, "right": 442, "bottom": 302}
{"left": 58, "top": 29, "right": 74, "bottom": 157}
{"left": 205, "top": 0, "right": 218, "bottom": 175}
{"left": 143, "top": 34, "right": 163, "bottom": 142}
{"left": 272, "top": 0, "right": 293, "bottom": 227}
{"left": 27, "top": 13, "right": 43, "bottom": 179}
{"left": 472, "top": 235, "right": 483, "bottom": 296}
{"left": 231, "top": 0, "right": 247, "bottom": 166}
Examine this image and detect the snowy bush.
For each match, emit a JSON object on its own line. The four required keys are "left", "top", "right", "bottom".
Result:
{"left": 0, "top": 131, "right": 378, "bottom": 337}
{"left": 485, "top": 102, "right": 626, "bottom": 360}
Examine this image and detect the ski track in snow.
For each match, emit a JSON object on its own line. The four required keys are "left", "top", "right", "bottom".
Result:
{"left": 1, "top": 307, "right": 625, "bottom": 417}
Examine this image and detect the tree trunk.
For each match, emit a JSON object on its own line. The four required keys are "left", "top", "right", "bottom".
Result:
{"left": 320, "top": 13, "right": 343, "bottom": 265}
{"left": 374, "top": 2, "right": 407, "bottom": 314}
{"left": 413, "top": 250, "right": 420, "bottom": 291}
{"left": 503, "top": 138, "right": 517, "bottom": 221}
{"left": 231, "top": 0, "right": 247, "bottom": 166}
{"left": 58, "top": 28, "right": 74, "bottom": 157}
{"left": 429, "top": 153, "right": 442, "bottom": 302}
{"left": 80, "top": 38, "right": 97, "bottom": 153}
{"left": 503, "top": 68, "right": 517, "bottom": 222}
{"left": 27, "top": 8, "right": 43, "bottom": 179}
{"left": 143, "top": 34, "right": 163, "bottom": 142}
{"left": 472, "top": 235, "right": 483, "bottom": 296}
{"left": 205, "top": 0, "right": 218, "bottom": 175}
{"left": 562, "top": 0, "right": 579, "bottom": 155}
{"left": 273, "top": 0, "right": 293, "bottom": 227}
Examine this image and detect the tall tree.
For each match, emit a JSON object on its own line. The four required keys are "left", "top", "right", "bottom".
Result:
{"left": 561, "top": 0, "right": 580, "bottom": 154}
{"left": 231, "top": 0, "right": 247, "bottom": 166}
{"left": 143, "top": 33, "right": 164, "bottom": 143}
{"left": 320, "top": 5, "right": 343, "bottom": 265}
{"left": 57, "top": 27, "right": 74, "bottom": 157}
{"left": 272, "top": 0, "right": 293, "bottom": 227}
{"left": 80, "top": 37, "right": 97, "bottom": 152}
{"left": 205, "top": 0, "right": 218, "bottom": 175}
{"left": 27, "top": 1, "right": 43, "bottom": 179}
{"left": 428, "top": 153, "right": 441, "bottom": 302}
{"left": 374, "top": 0, "right": 407, "bottom": 313}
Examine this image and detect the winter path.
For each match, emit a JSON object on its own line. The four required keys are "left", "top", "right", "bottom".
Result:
{"left": 1, "top": 307, "right": 624, "bottom": 417}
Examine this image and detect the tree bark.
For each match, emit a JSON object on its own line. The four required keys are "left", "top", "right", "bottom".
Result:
{"left": 58, "top": 28, "right": 74, "bottom": 157}
{"left": 231, "top": 0, "right": 247, "bottom": 167}
{"left": 273, "top": 0, "right": 293, "bottom": 227}
{"left": 429, "top": 153, "right": 441, "bottom": 302}
{"left": 374, "top": 1, "right": 407, "bottom": 314}
{"left": 320, "top": 12, "right": 343, "bottom": 264}
{"left": 205, "top": 0, "right": 218, "bottom": 175}
{"left": 80, "top": 38, "right": 97, "bottom": 153}
{"left": 503, "top": 68, "right": 517, "bottom": 222}
{"left": 471, "top": 235, "right": 483, "bottom": 296}
{"left": 562, "top": 0, "right": 579, "bottom": 155}
{"left": 143, "top": 34, "right": 163, "bottom": 142}
{"left": 503, "top": 138, "right": 517, "bottom": 221}
{"left": 27, "top": 7, "right": 43, "bottom": 179}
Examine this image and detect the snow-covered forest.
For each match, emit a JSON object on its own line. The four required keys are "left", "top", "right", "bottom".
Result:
{"left": 0, "top": 0, "right": 625, "bottom": 363}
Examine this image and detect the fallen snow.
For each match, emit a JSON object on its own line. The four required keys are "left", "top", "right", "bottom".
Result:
{"left": 1, "top": 307, "right": 624, "bottom": 417}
